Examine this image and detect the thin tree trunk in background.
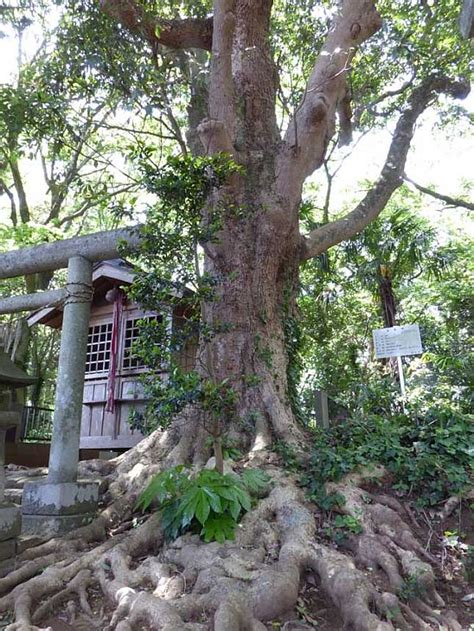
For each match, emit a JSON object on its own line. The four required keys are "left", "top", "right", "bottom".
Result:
{"left": 379, "top": 275, "right": 397, "bottom": 329}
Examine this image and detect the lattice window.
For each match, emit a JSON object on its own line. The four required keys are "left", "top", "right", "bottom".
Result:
{"left": 85, "top": 322, "right": 113, "bottom": 374}
{"left": 122, "top": 316, "right": 161, "bottom": 370}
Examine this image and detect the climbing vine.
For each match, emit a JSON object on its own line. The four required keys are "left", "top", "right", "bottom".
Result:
{"left": 125, "top": 153, "right": 245, "bottom": 467}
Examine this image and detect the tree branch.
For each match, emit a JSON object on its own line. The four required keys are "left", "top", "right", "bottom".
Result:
{"left": 58, "top": 183, "right": 136, "bottom": 229}
{"left": 198, "top": 0, "right": 236, "bottom": 155}
{"left": 403, "top": 174, "right": 474, "bottom": 211}
{"left": 45, "top": 103, "right": 111, "bottom": 224}
{"left": 337, "top": 84, "right": 353, "bottom": 146}
{"left": 0, "top": 178, "right": 17, "bottom": 226}
{"left": 352, "top": 76, "right": 415, "bottom": 128}
{"left": 8, "top": 152, "right": 29, "bottom": 223}
{"left": 99, "top": 0, "right": 213, "bottom": 51}
{"left": 300, "top": 76, "right": 470, "bottom": 261}
{"left": 276, "top": 0, "right": 382, "bottom": 202}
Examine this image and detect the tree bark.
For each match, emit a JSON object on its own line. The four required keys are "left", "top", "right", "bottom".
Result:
{"left": 378, "top": 268, "right": 397, "bottom": 329}
{"left": 460, "top": 0, "right": 474, "bottom": 38}
{"left": 198, "top": 195, "right": 303, "bottom": 450}
{"left": 100, "top": 0, "right": 213, "bottom": 50}
{"left": 190, "top": 0, "right": 305, "bottom": 452}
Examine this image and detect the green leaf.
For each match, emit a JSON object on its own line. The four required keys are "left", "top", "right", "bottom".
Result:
{"left": 215, "top": 486, "right": 239, "bottom": 502}
{"left": 179, "top": 486, "right": 201, "bottom": 526}
{"left": 161, "top": 502, "right": 182, "bottom": 539}
{"left": 135, "top": 466, "right": 189, "bottom": 512}
{"left": 203, "top": 487, "right": 223, "bottom": 513}
{"left": 233, "top": 486, "right": 252, "bottom": 512}
{"left": 228, "top": 499, "right": 241, "bottom": 521}
{"left": 240, "top": 469, "right": 270, "bottom": 493}
{"left": 201, "top": 514, "right": 237, "bottom": 543}
{"left": 195, "top": 490, "right": 211, "bottom": 525}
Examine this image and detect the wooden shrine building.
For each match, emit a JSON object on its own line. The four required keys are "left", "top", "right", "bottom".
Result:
{"left": 27, "top": 260, "right": 196, "bottom": 456}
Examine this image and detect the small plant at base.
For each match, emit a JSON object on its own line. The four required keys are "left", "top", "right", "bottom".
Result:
{"left": 273, "top": 440, "right": 301, "bottom": 472}
{"left": 136, "top": 466, "right": 270, "bottom": 542}
{"left": 204, "top": 435, "right": 242, "bottom": 460}
{"left": 333, "top": 514, "right": 363, "bottom": 534}
{"left": 397, "top": 572, "right": 428, "bottom": 603}
{"left": 324, "top": 514, "right": 363, "bottom": 544}
{"left": 311, "top": 487, "right": 346, "bottom": 512}
{"left": 297, "top": 411, "right": 473, "bottom": 508}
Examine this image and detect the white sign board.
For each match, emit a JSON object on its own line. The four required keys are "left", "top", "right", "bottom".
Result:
{"left": 372, "top": 324, "right": 423, "bottom": 359}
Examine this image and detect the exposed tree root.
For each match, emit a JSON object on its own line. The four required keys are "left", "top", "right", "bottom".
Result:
{"left": 327, "top": 467, "right": 462, "bottom": 630}
{"left": 437, "top": 489, "right": 474, "bottom": 521}
{"left": 0, "top": 459, "right": 466, "bottom": 630}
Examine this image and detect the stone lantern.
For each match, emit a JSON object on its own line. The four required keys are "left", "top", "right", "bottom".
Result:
{"left": 0, "top": 347, "right": 35, "bottom": 561}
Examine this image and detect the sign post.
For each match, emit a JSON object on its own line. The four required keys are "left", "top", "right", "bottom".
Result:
{"left": 372, "top": 324, "right": 423, "bottom": 412}
{"left": 396, "top": 356, "right": 406, "bottom": 410}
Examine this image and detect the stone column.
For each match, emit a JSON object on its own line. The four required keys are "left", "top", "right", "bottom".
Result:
{"left": 48, "top": 256, "right": 93, "bottom": 483}
{"left": 22, "top": 257, "right": 99, "bottom": 537}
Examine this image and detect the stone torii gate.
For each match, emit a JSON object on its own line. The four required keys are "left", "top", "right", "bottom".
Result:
{"left": 0, "top": 226, "right": 141, "bottom": 536}
{"left": 461, "top": 0, "right": 474, "bottom": 39}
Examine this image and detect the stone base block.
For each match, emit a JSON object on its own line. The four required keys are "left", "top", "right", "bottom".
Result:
{"left": 22, "top": 480, "right": 99, "bottom": 516}
{"left": 0, "top": 503, "right": 21, "bottom": 542}
{"left": 0, "top": 538, "right": 16, "bottom": 561}
{"left": 21, "top": 513, "right": 95, "bottom": 538}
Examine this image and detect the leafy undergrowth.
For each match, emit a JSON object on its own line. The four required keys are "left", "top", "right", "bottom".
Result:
{"left": 276, "top": 408, "right": 473, "bottom": 509}
{"left": 136, "top": 465, "right": 270, "bottom": 542}
{"left": 268, "top": 410, "right": 474, "bottom": 628}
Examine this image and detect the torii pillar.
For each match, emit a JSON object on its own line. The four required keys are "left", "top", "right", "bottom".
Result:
{"left": 460, "top": 0, "right": 474, "bottom": 38}
{"left": 21, "top": 257, "right": 99, "bottom": 536}
{"left": 0, "top": 226, "right": 141, "bottom": 536}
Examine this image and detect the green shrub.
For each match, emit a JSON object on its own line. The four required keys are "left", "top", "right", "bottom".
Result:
{"left": 298, "top": 410, "right": 473, "bottom": 507}
{"left": 136, "top": 466, "right": 269, "bottom": 542}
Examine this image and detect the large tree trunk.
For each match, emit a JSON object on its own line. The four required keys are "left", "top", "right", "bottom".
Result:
{"left": 181, "top": 0, "right": 304, "bottom": 457}
{"left": 199, "top": 196, "right": 303, "bottom": 453}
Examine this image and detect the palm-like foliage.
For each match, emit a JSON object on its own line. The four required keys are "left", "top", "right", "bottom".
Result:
{"left": 342, "top": 199, "right": 449, "bottom": 327}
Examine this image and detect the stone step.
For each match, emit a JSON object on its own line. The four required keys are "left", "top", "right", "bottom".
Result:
{"left": 5, "top": 470, "right": 47, "bottom": 489}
